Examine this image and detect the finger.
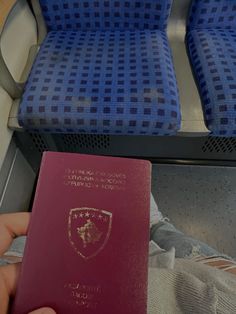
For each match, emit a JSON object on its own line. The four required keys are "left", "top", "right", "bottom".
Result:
{"left": 0, "top": 263, "right": 21, "bottom": 314}
{"left": 28, "top": 308, "right": 56, "bottom": 314}
{"left": 0, "top": 263, "right": 21, "bottom": 295}
{"left": 0, "top": 213, "right": 30, "bottom": 256}
{"left": 0, "top": 277, "right": 9, "bottom": 314}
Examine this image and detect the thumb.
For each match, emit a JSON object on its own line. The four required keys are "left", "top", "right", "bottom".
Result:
{"left": 28, "top": 308, "right": 56, "bottom": 314}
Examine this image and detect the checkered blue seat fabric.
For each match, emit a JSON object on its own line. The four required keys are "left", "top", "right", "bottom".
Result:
{"left": 188, "top": 0, "right": 236, "bottom": 31}
{"left": 18, "top": 0, "right": 181, "bottom": 135}
{"left": 187, "top": 0, "right": 236, "bottom": 136}
{"left": 39, "top": 0, "right": 172, "bottom": 31}
{"left": 18, "top": 30, "right": 180, "bottom": 134}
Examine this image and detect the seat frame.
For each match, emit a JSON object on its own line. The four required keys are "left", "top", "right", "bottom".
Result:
{"left": 3, "top": 0, "right": 236, "bottom": 165}
{"left": 3, "top": 0, "right": 209, "bottom": 136}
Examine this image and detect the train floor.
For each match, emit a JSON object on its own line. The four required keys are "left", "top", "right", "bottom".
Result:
{"left": 152, "top": 164, "right": 236, "bottom": 259}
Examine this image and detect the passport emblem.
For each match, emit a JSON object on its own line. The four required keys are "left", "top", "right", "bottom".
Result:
{"left": 68, "top": 208, "right": 112, "bottom": 260}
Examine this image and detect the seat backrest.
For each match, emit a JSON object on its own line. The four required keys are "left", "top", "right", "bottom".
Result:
{"left": 39, "top": 0, "right": 172, "bottom": 31}
{"left": 188, "top": 0, "right": 236, "bottom": 30}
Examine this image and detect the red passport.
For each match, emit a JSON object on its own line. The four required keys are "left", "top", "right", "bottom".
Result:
{"left": 12, "top": 152, "right": 151, "bottom": 314}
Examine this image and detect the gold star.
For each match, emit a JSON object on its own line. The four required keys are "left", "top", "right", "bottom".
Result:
{"left": 85, "top": 212, "right": 90, "bottom": 218}
{"left": 79, "top": 213, "right": 84, "bottom": 218}
{"left": 73, "top": 214, "right": 78, "bottom": 219}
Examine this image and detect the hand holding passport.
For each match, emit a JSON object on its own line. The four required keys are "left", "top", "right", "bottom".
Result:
{"left": 0, "top": 213, "right": 55, "bottom": 314}
{"left": 8, "top": 153, "right": 151, "bottom": 314}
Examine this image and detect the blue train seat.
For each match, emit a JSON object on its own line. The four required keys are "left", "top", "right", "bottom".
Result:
{"left": 17, "top": 0, "right": 181, "bottom": 135}
{"left": 187, "top": 0, "right": 236, "bottom": 136}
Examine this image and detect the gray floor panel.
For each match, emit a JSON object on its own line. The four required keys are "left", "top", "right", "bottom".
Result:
{"left": 152, "top": 164, "right": 236, "bottom": 259}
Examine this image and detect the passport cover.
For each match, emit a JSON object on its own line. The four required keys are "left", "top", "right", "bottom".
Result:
{"left": 12, "top": 152, "right": 151, "bottom": 314}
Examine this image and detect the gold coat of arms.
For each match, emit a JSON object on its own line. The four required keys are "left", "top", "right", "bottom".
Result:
{"left": 68, "top": 208, "right": 112, "bottom": 260}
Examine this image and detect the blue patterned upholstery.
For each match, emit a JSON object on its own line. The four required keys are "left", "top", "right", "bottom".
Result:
{"left": 18, "top": 0, "right": 181, "bottom": 135}
{"left": 19, "top": 30, "right": 180, "bottom": 135}
{"left": 188, "top": 0, "right": 236, "bottom": 30}
{"left": 39, "top": 0, "right": 172, "bottom": 31}
{"left": 187, "top": 0, "right": 236, "bottom": 136}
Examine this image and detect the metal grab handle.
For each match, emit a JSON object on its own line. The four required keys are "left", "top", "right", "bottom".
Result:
{"left": 31, "top": 0, "right": 47, "bottom": 45}
{"left": 0, "top": 0, "right": 47, "bottom": 99}
{"left": 0, "top": 0, "right": 24, "bottom": 98}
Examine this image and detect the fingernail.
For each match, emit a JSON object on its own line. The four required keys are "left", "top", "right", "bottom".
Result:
{"left": 28, "top": 307, "right": 56, "bottom": 314}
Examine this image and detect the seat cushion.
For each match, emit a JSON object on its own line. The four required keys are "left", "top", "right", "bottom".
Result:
{"left": 18, "top": 30, "right": 181, "bottom": 135}
{"left": 187, "top": 29, "right": 236, "bottom": 136}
